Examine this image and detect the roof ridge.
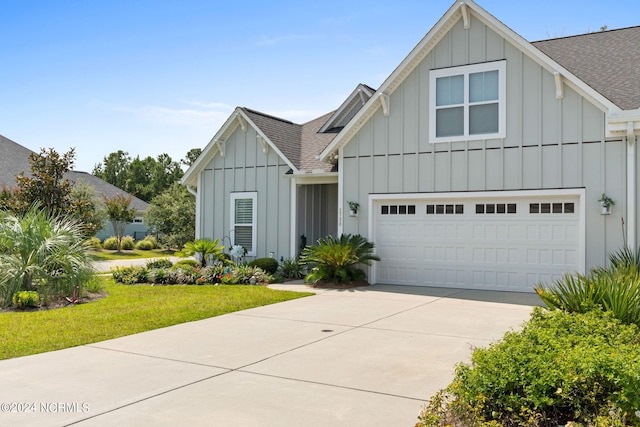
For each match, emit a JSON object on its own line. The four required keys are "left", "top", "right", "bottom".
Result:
{"left": 241, "top": 107, "right": 296, "bottom": 125}
{"left": 532, "top": 25, "right": 640, "bottom": 43}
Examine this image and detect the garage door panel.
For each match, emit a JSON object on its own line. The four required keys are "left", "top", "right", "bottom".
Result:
{"left": 374, "top": 196, "right": 581, "bottom": 292}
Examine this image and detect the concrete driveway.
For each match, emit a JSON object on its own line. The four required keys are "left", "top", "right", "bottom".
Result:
{"left": 0, "top": 283, "right": 539, "bottom": 427}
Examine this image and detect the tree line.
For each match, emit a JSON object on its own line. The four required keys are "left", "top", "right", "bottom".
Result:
{"left": 0, "top": 147, "right": 203, "bottom": 249}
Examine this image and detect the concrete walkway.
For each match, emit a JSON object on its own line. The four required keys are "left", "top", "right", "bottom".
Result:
{"left": 0, "top": 283, "right": 540, "bottom": 427}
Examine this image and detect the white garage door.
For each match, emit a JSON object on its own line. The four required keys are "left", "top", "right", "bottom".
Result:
{"left": 373, "top": 193, "right": 582, "bottom": 292}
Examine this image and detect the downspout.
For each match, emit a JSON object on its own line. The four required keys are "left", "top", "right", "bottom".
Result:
{"left": 627, "top": 121, "right": 636, "bottom": 250}
{"left": 186, "top": 186, "right": 197, "bottom": 197}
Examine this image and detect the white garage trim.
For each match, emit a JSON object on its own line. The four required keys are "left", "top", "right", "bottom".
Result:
{"left": 368, "top": 189, "right": 586, "bottom": 288}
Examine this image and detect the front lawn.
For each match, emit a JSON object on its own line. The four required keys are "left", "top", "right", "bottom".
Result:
{"left": 88, "top": 249, "right": 175, "bottom": 261}
{"left": 0, "top": 279, "right": 312, "bottom": 360}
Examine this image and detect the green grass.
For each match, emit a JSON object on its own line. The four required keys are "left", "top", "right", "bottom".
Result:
{"left": 0, "top": 279, "right": 313, "bottom": 360}
{"left": 88, "top": 249, "right": 174, "bottom": 261}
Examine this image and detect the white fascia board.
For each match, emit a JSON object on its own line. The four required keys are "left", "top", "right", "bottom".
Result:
{"left": 320, "top": 0, "right": 622, "bottom": 161}
{"left": 180, "top": 108, "right": 241, "bottom": 186}
{"left": 238, "top": 109, "right": 299, "bottom": 173}
{"left": 608, "top": 110, "right": 640, "bottom": 136}
{"left": 284, "top": 172, "right": 338, "bottom": 185}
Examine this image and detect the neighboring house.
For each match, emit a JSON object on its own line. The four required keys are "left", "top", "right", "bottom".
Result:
{"left": 182, "top": 0, "right": 640, "bottom": 293}
{"left": 0, "top": 134, "right": 149, "bottom": 240}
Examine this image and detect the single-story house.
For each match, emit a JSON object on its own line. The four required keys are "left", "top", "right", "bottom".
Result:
{"left": 181, "top": 0, "right": 640, "bottom": 293}
{"left": 0, "top": 134, "right": 149, "bottom": 240}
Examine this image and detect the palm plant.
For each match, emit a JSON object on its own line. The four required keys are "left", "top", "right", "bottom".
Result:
{"left": 176, "top": 238, "right": 225, "bottom": 267}
{"left": 300, "top": 234, "right": 380, "bottom": 284}
{"left": 0, "top": 206, "right": 95, "bottom": 306}
{"left": 535, "top": 246, "right": 640, "bottom": 326}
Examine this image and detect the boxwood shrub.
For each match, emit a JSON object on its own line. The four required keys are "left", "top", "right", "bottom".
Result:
{"left": 417, "top": 308, "right": 640, "bottom": 426}
{"left": 248, "top": 257, "right": 279, "bottom": 274}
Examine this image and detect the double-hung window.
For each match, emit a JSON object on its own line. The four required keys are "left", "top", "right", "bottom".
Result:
{"left": 230, "top": 192, "right": 257, "bottom": 256}
{"left": 429, "top": 60, "right": 506, "bottom": 143}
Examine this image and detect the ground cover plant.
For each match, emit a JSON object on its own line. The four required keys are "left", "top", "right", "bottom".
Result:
{"left": 111, "top": 260, "right": 274, "bottom": 286}
{"left": 0, "top": 277, "right": 313, "bottom": 360}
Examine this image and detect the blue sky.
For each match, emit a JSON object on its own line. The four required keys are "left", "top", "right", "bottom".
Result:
{"left": 1, "top": 0, "right": 637, "bottom": 172}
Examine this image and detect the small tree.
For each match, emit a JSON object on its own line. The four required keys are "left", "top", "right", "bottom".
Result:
{"left": 102, "top": 193, "right": 137, "bottom": 250}
{"left": 145, "top": 183, "right": 195, "bottom": 249}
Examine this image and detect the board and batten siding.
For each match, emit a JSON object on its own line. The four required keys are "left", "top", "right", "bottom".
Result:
{"left": 198, "top": 125, "right": 292, "bottom": 260}
{"left": 341, "top": 14, "right": 626, "bottom": 271}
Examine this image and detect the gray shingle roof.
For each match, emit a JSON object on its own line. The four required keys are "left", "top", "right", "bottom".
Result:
{"left": 0, "top": 134, "right": 148, "bottom": 212}
{"left": 532, "top": 26, "right": 640, "bottom": 110}
{"left": 241, "top": 108, "right": 339, "bottom": 173}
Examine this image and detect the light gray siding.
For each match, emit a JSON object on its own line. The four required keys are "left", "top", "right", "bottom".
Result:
{"left": 197, "top": 125, "right": 292, "bottom": 260}
{"left": 341, "top": 14, "right": 625, "bottom": 271}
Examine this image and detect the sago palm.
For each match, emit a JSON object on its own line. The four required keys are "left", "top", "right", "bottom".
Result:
{"left": 300, "top": 234, "right": 380, "bottom": 284}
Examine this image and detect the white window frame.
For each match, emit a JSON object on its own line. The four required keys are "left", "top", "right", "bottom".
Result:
{"left": 429, "top": 60, "right": 506, "bottom": 144}
{"left": 230, "top": 192, "right": 257, "bottom": 256}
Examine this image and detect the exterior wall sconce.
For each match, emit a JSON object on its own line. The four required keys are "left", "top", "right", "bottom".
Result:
{"left": 268, "top": 251, "right": 275, "bottom": 258}
{"left": 347, "top": 201, "right": 359, "bottom": 217}
{"left": 598, "top": 193, "right": 615, "bottom": 215}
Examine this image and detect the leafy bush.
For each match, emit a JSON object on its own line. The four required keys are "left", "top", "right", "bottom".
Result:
{"left": 280, "top": 257, "right": 304, "bottom": 279}
{"left": 248, "top": 257, "right": 279, "bottom": 274}
{"left": 300, "top": 234, "right": 380, "bottom": 283}
{"left": 111, "top": 266, "right": 148, "bottom": 284}
{"left": 146, "top": 258, "right": 173, "bottom": 269}
{"left": 535, "top": 249, "right": 640, "bottom": 327}
{"left": 135, "top": 239, "right": 154, "bottom": 250}
{"left": 200, "top": 265, "right": 225, "bottom": 284}
{"left": 141, "top": 235, "right": 161, "bottom": 249}
{"left": 173, "top": 259, "right": 200, "bottom": 268}
{"left": 417, "top": 308, "right": 640, "bottom": 427}
{"left": 102, "top": 237, "right": 119, "bottom": 250}
{"left": 221, "top": 265, "right": 271, "bottom": 285}
{"left": 120, "top": 235, "right": 135, "bottom": 250}
{"left": 12, "top": 291, "right": 40, "bottom": 308}
{"left": 84, "top": 237, "right": 102, "bottom": 250}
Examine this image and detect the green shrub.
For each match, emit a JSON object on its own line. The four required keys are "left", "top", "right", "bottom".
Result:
{"left": 300, "top": 234, "right": 380, "bottom": 283}
{"left": 248, "top": 257, "right": 279, "bottom": 274}
{"left": 84, "top": 237, "right": 102, "bottom": 250}
{"left": 141, "top": 235, "right": 161, "bottom": 249}
{"left": 270, "top": 273, "right": 285, "bottom": 284}
{"left": 172, "top": 259, "right": 200, "bottom": 268}
{"left": 535, "top": 255, "right": 640, "bottom": 327}
{"left": 111, "top": 266, "right": 148, "bottom": 284}
{"left": 12, "top": 291, "right": 40, "bottom": 308}
{"left": 146, "top": 258, "right": 173, "bottom": 269}
{"left": 200, "top": 265, "right": 225, "bottom": 284}
{"left": 220, "top": 265, "right": 271, "bottom": 285}
{"left": 417, "top": 308, "right": 640, "bottom": 427}
{"left": 135, "top": 239, "right": 154, "bottom": 250}
{"left": 280, "top": 257, "right": 304, "bottom": 279}
{"left": 102, "top": 237, "right": 119, "bottom": 250}
{"left": 120, "top": 236, "right": 135, "bottom": 250}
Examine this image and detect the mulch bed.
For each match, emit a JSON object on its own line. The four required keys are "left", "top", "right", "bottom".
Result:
{"left": 0, "top": 292, "right": 108, "bottom": 313}
{"left": 306, "top": 280, "right": 369, "bottom": 289}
